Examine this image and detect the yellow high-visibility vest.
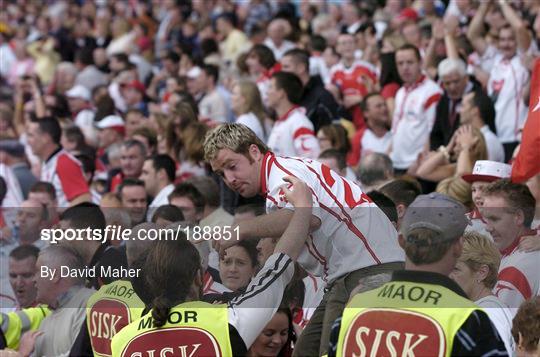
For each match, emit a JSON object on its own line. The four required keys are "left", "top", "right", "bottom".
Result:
{"left": 111, "top": 301, "right": 232, "bottom": 357}
{"left": 86, "top": 279, "right": 144, "bottom": 357}
{"left": 336, "top": 280, "right": 480, "bottom": 357}
{"left": 0, "top": 305, "right": 50, "bottom": 349}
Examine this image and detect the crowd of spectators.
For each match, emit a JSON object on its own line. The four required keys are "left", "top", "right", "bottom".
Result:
{"left": 0, "top": 0, "right": 539, "bottom": 356}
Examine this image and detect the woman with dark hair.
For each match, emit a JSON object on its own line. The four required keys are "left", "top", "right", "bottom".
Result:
{"left": 246, "top": 44, "right": 281, "bottom": 104}
{"left": 247, "top": 307, "right": 296, "bottom": 357}
{"left": 219, "top": 240, "right": 259, "bottom": 293}
{"left": 111, "top": 177, "right": 313, "bottom": 356}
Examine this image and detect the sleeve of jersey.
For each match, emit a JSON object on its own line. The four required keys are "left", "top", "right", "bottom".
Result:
{"left": 56, "top": 155, "right": 90, "bottom": 201}
{"left": 423, "top": 90, "right": 442, "bottom": 130}
{"left": 227, "top": 253, "right": 294, "bottom": 348}
{"left": 494, "top": 265, "right": 534, "bottom": 308}
{"left": 265, "top": 160, "right": 323, "bottom": 222}
{"left": 292, "top": 124, "right": 320, "bottom": 159}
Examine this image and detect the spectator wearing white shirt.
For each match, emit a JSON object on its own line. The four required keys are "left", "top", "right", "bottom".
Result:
{"left": 65, "top": 85, "right": 98, "bottom": 147}
{"left": 264, "top": 18, "right": 296, "bottom": 60}
{"left": 467, "top": 0, "right": 532, "bottom": 161}
{"left": 197, "top": 64, "right": 228, "bottom": 124}
{"left": 266, "top": 72, "right": 320, "bottom": 159}
{"left": 481, "top": 180, "right": 539, "bottom": 308}
{"left": 140, "top": 154, "right": 176, "bottom": 221}
{"left": 390, "top": 44, "right": 442, "bottom": 172}
{"left": 349, "top": 93, "right": 393, "bottom": 166}
{"left": 231, "top": 80, "right": 272, "bottom": 143}
{"left": 459, "top": 91, "right": 505, "bottom": 162}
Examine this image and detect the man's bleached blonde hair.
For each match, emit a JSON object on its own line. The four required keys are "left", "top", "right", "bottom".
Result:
{"left": 203, "top": 123, "right": 269, "bottom": 162}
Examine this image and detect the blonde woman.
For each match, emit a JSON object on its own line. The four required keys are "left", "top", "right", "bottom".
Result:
{"left": 416, "top": 125, "right": 488, "bottom": 182}
{"left": 436, "top": 176, "right": 473, "bottom": 209}
{"left": 450, "top": 231, "right": 515, "bottom": 354}
{"left": 231, "top": 80, "right": 272, "bottom": 142}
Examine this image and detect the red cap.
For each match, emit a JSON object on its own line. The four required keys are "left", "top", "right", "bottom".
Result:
{"left": 125, "top": 80, "right": 146, "bottom": 93}
{"left": 398, "top": 8, "right": 419, "bottom": 22}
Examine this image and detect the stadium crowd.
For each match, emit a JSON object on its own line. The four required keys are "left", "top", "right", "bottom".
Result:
{"left": 0, "top": 0, "right": 539, "bottom": 356}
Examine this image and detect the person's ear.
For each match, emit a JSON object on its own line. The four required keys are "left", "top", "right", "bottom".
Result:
{"left": 514, "top": 208, "right": 525, "bottom": 227}
{"left": 249, "top": 144, "right": 262, "bottom": 162}
{"left": 396, "top": 204, "right": 407, "bottom": 219}
{"left": 475, "top": 263, "right": 490, "bottom": 283}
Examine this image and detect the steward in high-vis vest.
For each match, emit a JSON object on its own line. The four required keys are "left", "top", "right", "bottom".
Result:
{"left": 86, "top": 279, "right": 145, "bottom": 356}
{"left": 329, "top": 193, "right": 508, "bottom": 357}
{"left": 0, "top": 305, "right": 50, "bottom": 349}
{"left": 70, "top": 222, "right": 156, "bottom": 357}
{"left": 111, "top": 177, "right": 311, "bottom": 356}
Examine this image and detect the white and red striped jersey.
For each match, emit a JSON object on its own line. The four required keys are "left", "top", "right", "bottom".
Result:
{"left": 390, "top": 75, "right": 442, "bottom": 169}
{"left": 40, "top": 148, "right": 89, "bottom": 207}
{"left": 260, "top": 152, "right": 404, "bottom": 284}
{"left": 293, "top": 275, "right": 324, "bottom": 329}
{"left": 267, "top": 106, "right": 320, "bottom": 159}
{"left": 494, "top": 230, "right": 540, "bottom": 308}
{"left": 488, "top": 53, "right": 529, "bottom": 144}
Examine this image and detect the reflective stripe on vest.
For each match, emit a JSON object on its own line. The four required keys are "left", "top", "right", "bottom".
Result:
{"left": 336, "top": 280, "right": 480, "bottom": 357}
{"left": 0, "top": 306, "right": 50, "bottom": 349}
{"left": 111, "top": 301, "right": 232, "bottom": 357}
{"left": 86, "top": 280, "right": 144, "bottom": 357}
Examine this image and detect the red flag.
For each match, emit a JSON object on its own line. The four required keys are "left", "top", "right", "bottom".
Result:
{"left": 511, "top": 59, "right": 540, "bottom": 183}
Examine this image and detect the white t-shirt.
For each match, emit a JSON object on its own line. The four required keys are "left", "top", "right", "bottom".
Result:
{"left": 487, "top": 49, "right": 529, "bottom": 143}
{"left": 267, "top": 107, "right": 320, "bottom": 159}
{"left": 236, "top": 112, "right": 272, "bottom": 143}
{"left": 260, "top": 152, "right": 404, "bottom": 284}
{"left": 480, "top": 125, "right": 505, "bottom": 162}
{"left": 358, "top": 129, "right": 392, "bottom": 158}
{"left": 390, "top": 76, "right": 443, "bottom": 169}
{"left": 263, "top": 38, "right": 296, "bottom": 60}
{"left": 199, "top": 89, "right": 228, "bottom": 123}
{"left": 475, "top": 295, "right": 515, "bottom": 355}
{"left": 146, "top": 184, "right": 175, "bottom": 221}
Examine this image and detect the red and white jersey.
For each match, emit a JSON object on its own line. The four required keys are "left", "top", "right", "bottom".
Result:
{"left": 390, "top": 76, "right": 442, "bottom": 169}
{"left": 293, "top": 275, "right": 325, "bottom": 329}
{"left": 267, "top": 106, "right": 320, "bottom": 159}
{"left": 494, "top": 230, "right": 540, "bottom": 308}
{"left": 40, "top": 148, "right": 89, "bottom": 207}
{"left": 260, "top": 152, "right": 404, "bottom": 284}
{"left": 330, "top": 60, "right": 378, "bottom": 97}
{"left": 488, "top": 53, "right": 529, "bottom": 143}
{"left": 330, "top": 60, "right": 379, "bottom": 130}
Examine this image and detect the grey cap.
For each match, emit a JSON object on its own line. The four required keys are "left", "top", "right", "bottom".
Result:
{"left": 0, "top": 140, "right": 25, "bottom": 157}
{"left": 400, "top": 193, "right": 468, "bottom": 244}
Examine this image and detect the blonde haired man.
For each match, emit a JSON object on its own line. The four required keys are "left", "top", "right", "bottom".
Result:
{"left": 205, "top": 123, "right": 403, "bottom": 356}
